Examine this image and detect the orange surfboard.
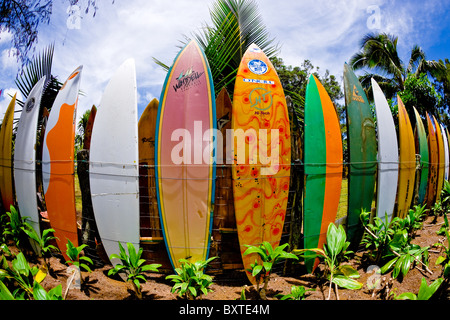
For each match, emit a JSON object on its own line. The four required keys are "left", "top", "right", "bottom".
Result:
{"left": 232, "top": 44, "right": 291, "bottom": 283}
{"left": 42, "top": 66, "right": 82, "bottom": 259}
{"left": 434, "top": 116, "right": 445, "bottom": 201}
{"left": 425, "top": 113, "right": 438, "bottom": 207}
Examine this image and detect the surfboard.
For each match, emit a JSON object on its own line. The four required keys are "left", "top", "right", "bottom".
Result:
{"left": 413, "top": 107, "right": 429, "bottom": 205}
{"left": 425, "top": 113, "right": 438, "bottom": 207}
{"left": 89, "top": 59, "right": 140, "bottom": 265}
{"left": 304, "top": 74, "right": 342, "bottom": 273}
{"left": 0, "top": 94, "right": 16, "bottom": 212}
{"left": 447, "top": 128, "right": 450, "bottom": 180}
{"left": 155, "top": 40, "right": 216, "bottom": 270}
{"left": 83, "top": 105, "right": 97, "bottom": 150}
{"left": 232, "top": 43, "right": 291, "bottom": 281}
{"left": 42, "top": 66, "right": 83, "bottom": 259}
{"left": 212, "top": 87, "right": 239, "bottom": 268}
{"left": 14, "top": 76, "right": 46, "bottom": 233}
{"left": 371, "top": 78, "right": 399, "bottom": 222}
{"left": 440, "top": 123, "right": 449, "bottom": 181}
{"left": 138, "top": 98, "right": 161, "bottom": 240}
{"left": 396, "top": 95, "right": 416, "bottom": 219}
{"left": 343, "top": 63, "right": 377, "bottom": 247}
{"left": 434, "top": 116, "right": 445, "bottom": 201}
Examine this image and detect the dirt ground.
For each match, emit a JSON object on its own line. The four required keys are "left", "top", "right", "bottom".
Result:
{"left": 4, "top": 214, "right": 449, "bottom": 303}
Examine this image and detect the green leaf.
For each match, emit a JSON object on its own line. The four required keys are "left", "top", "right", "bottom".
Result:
{"left": 331, "top": 275, "right": 363, "bottom": 290}
{"left": 252, "top": 264, "right": 263, "bottom": 277}
{"left": 417, "top": 277, "right": 443, "bottom": 300}
{"left": 395, "top": 292, "right": 417, "bottom": 300}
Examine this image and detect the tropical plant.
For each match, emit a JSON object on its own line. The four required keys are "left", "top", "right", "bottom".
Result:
{"left": 276, "top": 285, "right": 314, "bottom": 300}
{"left": 396, "top": 204, "right": 428, "bottom": 238}
{"left": 32, "top": 281, "right": 63, "bottom": 300}
{"left": 154, "top": 0, "right": 279, "bottom": 96}
{"left": 380, "top": 229, "right": 430, "bottom": 279}
{"left": 440, "top": 180, "right": 450, "bottom": 210}
{"left": 65, "top": 239, "right": 93, "bottom": 286}
{"left": 243, "top": 241, "right": 298, "bottom": 300}
{"left": 294, "top": 223, "right": 362, "bottom": 300}
{"left": 391, "top": 277, "right": 443, "bottom": 300}
{"left": 2, "top": 206, "right": 32, "bottom": 250}
{"left": 166, "top": 257, "right": 216, "bottom": 300}
{"left": 21, "top": 225, "right": 58, "bottom": 269}
{"left": 434, "top": 214, "right": 450, "bottom": 278}
{"left": 360, "top": 211, "right": 396, "bottom": 264}
{"left": 108, "top": 242, "right": 161, "bottom": 300}
{"left": 349, "top": 32, "right": 443, "bottom": 111}
{"left": 0, "top": 251, "right": 46, "bottom": 300}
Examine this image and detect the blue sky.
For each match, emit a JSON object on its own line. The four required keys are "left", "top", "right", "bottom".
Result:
{"left": 1, "top": 0, "right": 449, "bottom": 126}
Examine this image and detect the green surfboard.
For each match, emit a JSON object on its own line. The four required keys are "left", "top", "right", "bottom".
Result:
{"left": 343, "top": 63, "right": 377, "bottom": 248}
{"left": 413, "top": 107, "right": 429, "bottom": 204}
{"left": 303, "top": 75, "right": 343, "bottom": 273}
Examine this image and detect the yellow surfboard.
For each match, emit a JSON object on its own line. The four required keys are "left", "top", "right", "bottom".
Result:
{"left": 232, "top": 44, "right": 291, "bottom": 283}
{"left": 0, "top": 94, "right": 16, "bottom": 212}
{"left": 434, "top": 116, "right": 445, "bottom": 201}
{"left": 396, "top": 96, "right": 416, "bottom": 218}
{"left": 138, "top": 98, "right": 161, "bottom": 240}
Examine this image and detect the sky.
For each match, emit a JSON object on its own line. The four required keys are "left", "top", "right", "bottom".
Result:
{"left": 1, "top": 0, "right": 450, "bottom": 127}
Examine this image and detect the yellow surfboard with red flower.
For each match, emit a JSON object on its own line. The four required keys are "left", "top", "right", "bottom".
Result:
{"left": 232, "top": 44, "right": 291, "bottom": 284}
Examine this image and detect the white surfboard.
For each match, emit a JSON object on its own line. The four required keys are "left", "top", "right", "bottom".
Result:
{"left": 89, "top": 59, "right": 139, "bottom": 265}
{"left": 440, "top": 123, "right": 449, "bottom": 181}
{"left": 371, "top": 78, "right": 399, "bottom": 223}
{"left": 14, "top": 76, "right": 46, "bottom": 233}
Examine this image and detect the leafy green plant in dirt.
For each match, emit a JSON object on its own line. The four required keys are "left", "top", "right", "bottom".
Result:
{"left": 243, "top": 242, "right": 298, "bottom": 300}
{"left": 440, "top": 180, "right": 450, "bottom": 210}
{"left": 108, "top": 242, "right": 161, "bottom": 300}
{"left": 65, "top": 239, "right": 93, "bottom": 285}
{"left": 395, "top": 204, "right": 428, "bottom": 238}
{"left": 360, "top": 211, "right": 396, "bottom": 264}
{"left": 276, "top": 285, "right": 314, "bottom": 300}
{"left": 391, "top": 277, "right": 443, "bottom": 300}
{"left": 294, "top": 223, "right": 362, "bottom": 300}
{"left": 380, "top": 229, "right": 430, "bottom": 279}
{"left": 166, "top": 257, "right": 216, "bottom": 300}
{"left": 434, "top": 214, "right": 450, "bottom": 278}
{"left": 0, "top": 251, "right": 50, "bottom": 300}
{"left": 2, "top": 206, "right": 32, "bottom": 250}
{"left": 22, "top": 225, "right": 59, "bottom": 269}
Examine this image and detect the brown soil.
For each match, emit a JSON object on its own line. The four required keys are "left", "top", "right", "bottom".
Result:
{"left": 4, "top": 214, "right": 450, "bottom": 302}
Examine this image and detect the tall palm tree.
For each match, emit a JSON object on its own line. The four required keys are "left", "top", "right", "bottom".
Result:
{"left": 349, "top": 32, "right": 442, "bottom": 102}
{"left": 154, "top": 0, "right": 279, "bottom": 96}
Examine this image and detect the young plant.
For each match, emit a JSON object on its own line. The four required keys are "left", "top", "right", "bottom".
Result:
{"left": 108, "top": 242, "right": 161, "bottom": 299}
{"left": 396, "top": 204, "right": 428, "bottom": 238}
{"left": 0, "top": 252, "right": 45, "bottom": 299}
{"left": 65, "top": 239, "right": 93, "bottom": 285}
{"left": 243, "top": 242, "right": 298, "bottom": 300}
{"left": 294, "top": 223, "right": 362, "bottom": 300}
{"left": 434, "top": 214, "right": 450, "bottom": 278}
{"left": 276, "top": 285, "right": 314, "bottom": 300}
{"left": 360, "top": 211, "right": 396, "bottom": 264}
{"left": 380, "top": 229, "right": 430, "bottom": 279}
{"left": 2, "top": 205, "right": 31, "bottom": 250}
{"left": 166, "top": 257, "right": 216, "bottom": 300}
{"left": 22, "top": 226, "right": 59, "bottom": 269}
{"left": 391, "top": 277, "right": 443, "bottom": 300}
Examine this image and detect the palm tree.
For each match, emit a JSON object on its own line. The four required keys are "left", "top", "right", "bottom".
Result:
{"left": 154, "top": 0, "right": 279, "bottom": 96}
{"left": 349, "top": 32, "right": 443, "bottom": 102}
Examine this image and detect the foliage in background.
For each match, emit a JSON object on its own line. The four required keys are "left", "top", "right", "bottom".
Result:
{"left": 22, "top": 225, "right": 59, "bottom": 269}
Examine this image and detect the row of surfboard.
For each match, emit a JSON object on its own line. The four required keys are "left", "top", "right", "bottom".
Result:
{"left": 0, "top": 41, "right": 448, "bottom": 283}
